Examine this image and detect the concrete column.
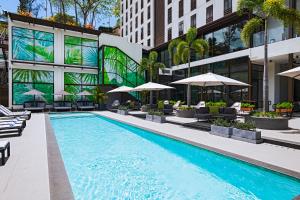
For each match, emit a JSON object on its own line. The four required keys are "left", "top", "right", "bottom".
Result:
{"left": 268, "top": 62, "right": 281, "bottom": 110}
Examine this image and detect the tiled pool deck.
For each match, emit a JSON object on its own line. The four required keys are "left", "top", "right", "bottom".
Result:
{"left": 0, "top": 112, "right": 300, "bottom": 200}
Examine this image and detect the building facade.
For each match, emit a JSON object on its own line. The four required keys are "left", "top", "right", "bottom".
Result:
{"left": 6, "top": 13, "right": 145, "bottom": 108}
{"left": 120, "top": 0, "right": 300, "bottom": 109}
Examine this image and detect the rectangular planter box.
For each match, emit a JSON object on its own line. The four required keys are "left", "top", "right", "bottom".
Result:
{"left": 210, "top": 125, "right": 232, "bottom": 138}
{"left": 117, "top": 109, "right": 128, "bottom": 115}
{"left": 146, "top": 114, "right": 166, "bottom": 123}
{"left": 153, "top": 115, "right": 166, "bottom": 123}
{"left": 231, "top": 128, "right": 263, "bottom": 144}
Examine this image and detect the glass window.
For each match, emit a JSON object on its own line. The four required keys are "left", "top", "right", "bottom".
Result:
{"left": 206, "top": 5, "right": 213, "bottom": 23}
{"left": 191, "top": 0, "right": 196, "bottom": 10}
{"left": 12, "top": 27, "right": 54, "bottom": 63}
{"left": 191, "top": 14, "right": 196, "bottom": 27}
{"left": 168, "top": 8, "right": 172, "bottom": 24}
{"left": 64, "top": 35, "right": 98, "bottom": 67}
{"left": 178, "top": 21, "right": 184, "bottom": 36}
{"left": 179, "top": 0, "right": 184, "bottom": 17}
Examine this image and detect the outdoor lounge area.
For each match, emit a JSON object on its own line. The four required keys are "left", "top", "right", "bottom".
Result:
{"left": 1, "top": 1, "right": 300, "bottom": 199}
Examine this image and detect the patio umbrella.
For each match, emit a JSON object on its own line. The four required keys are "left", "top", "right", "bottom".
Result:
{"left": 278, "top": 66, "right": 300, "bottom": 80}
{"left": 131, "top": 82, "right": 174, "bottom": 105}
{"left": 107, "top": 86, "right": 133, "bottom": 93}
{"left": 23, "top": 89, "right": 44, "bottom": 101}
{"left": 172, "top": 72, "right": 249, "bottom": 102}
{"left": 55, "top": 90, "right": 71, "bottom": 100}
{"left": 77, "top": 90, "right": 93, "bottom": 101}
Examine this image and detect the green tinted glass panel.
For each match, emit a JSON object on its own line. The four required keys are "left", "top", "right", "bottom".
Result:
{"left": 82, "top": 47, "right": 97, "bottom": 67}
{"left": 81, "top": 73, "right": 98, "bottom": 85}
{"left": 34, "top": 40, "right": 54, "bottom": 62}
{"left": 13, "top": 83, "right": 33, "bottom": 104}
{"left": 13, "top": 69, "right": 33, "bottom": 83}
{"left": 34, "top": 83, "right": 54, "bottom": 103}
{"left": 12, "top": 27, "right": 34, "bottom": 38}
{"left": 13, "top": 69, "right": 53, "bottom": 83}
{"left": 64, "top": 85, "right": 81, "bottom": 101}
{"left": 35, "top": 30, "right": 54, "bottom": 41}
{"left": 12, "top": 37, "right": 34, "bottom": 61}
{"left": 82, "top": 38, "right": 97, "bottom": 47}
{"left": 99, "top": 48, "right": 103, "bottom": 84}
{"left": 65, "top": 36, "right": 82, "bottom": 45}
{"left": 64, "top": 72, "right": 81, "bottom": 85}
{"left": 65, "top": 44, "right": 82, "bottom": 65}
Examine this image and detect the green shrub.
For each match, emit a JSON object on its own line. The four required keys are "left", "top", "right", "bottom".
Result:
{"left": 252, "top": 111, "right": 280, "bottom": 118}
{"left": 276, "top": 102, "right": 293, "bottom": 109}
{"left": 233, "top": 121, "right": 256, "bottom": 131}
{"left": 178, "top": 106, "right": 195, "bottom": 111}
{"left": 241, "top": 103, "right": 255, "bottom": 108}
{"left": 118, "top": 105, "right": 129, "bottom": 110}
{"left": 206, "top": 101, "right": 227, "bottom": 107}
{"left": 213, "top": 118, "right": 232, "bottom": 127}
{"left": 148, "top": 109, "right": 164, "bottom": 116}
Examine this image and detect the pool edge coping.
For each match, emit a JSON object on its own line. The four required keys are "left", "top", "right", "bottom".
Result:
{"left": 94, "top": 112, "right": 300, "bottom": 180}
{"left": 45, "top": 114, "right": 75, "bottom": 200}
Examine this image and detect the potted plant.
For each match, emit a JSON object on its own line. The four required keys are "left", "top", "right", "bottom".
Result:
{"left": 146, "top": 110, "right": 166, "bottom": 123}
{"left": 241, "top": 103, "right": 255, "bottom": 112}
{"left": 276, "top": 102, "right": 293, "bottom": 113}
{"left": 250, "top": 111, "right": 289, "bottom": 130}
{"left": 232, "top": 121, "right": 263, "bottom": 144}
{"left": 206, "top": 101, "right": 227, "bottom": 115}
{"left": 176, "top": 106, "right": 196, "bottom": 118}
{"left": 117, "top": 105, "right": 129, "bottom": 115}
{"left": 210, "top": 118, "right": 232, "bottom": 138}
{"left": 92, "top": 86, "right": 108, "bottom": 110}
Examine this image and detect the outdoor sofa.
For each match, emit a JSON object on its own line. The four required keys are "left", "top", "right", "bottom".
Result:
{"left": 53, "top": 101, "right": 72, "bottom": 112}
{"left": 218, "top": 107, "right": 237, "bottom": 121}
{"left": 195, "top": 107, "right": 213, "bottom": 121}
{"left": 76, "top": 101, "right": 95, "bottom": 111}
{"left": 23, "top": 101, "right": 46, "bottom": 112}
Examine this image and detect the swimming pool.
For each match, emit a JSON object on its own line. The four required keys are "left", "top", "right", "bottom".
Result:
{"left": 50, "top": 113, "right": 300, "bottom": 200}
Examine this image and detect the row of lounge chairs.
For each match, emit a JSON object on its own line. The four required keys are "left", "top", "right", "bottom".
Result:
{"left": 195, "top": 107, "right": 237, "bottom": 121}
{"left": 22, "top": 101, "right": 96, "bottom": 112}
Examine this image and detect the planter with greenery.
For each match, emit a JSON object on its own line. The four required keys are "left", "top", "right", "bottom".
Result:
{"left": 175, "top": 106, "right": 196, "bottom": 118}
{"left": 92, "top": 86, "right": 108, "bottom": 111}
{"left": 232, "top": 122, "right": 263, "bottom": 144}
{"left": 117, "top": 105, "right": 129, "bottom": 115}
{"left": 275, "top": 102, "right": 293, "bottom": 113}
{"left": 146, "top": 110, "right": 166, "bottom": 123}
{"left": 206, "top": 101, "right": 227, "bottom": 115}
{"left": 210, "top": 118, "right": 233, "bottom": 138}
{"left": 241, "top": 103, "right": 255, "bottom": 112}
{"left": 250, "top": 112, "right": 288, "bottom": 130}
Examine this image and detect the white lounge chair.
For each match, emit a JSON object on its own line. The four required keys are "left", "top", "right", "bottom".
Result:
{"left": 173, "top": 101, "right": 181, "bottom": 109}
{"left": 231, "top": 102, "right": 242, "bottom": 114}
{"left": 111, "top": 100, "right": 120, "bottom": 108}
{"left": 0, "top": 105, "right": 31, "bottom": 120}
{"left": 195, "top": 101, "right": 206, "bottom": 109}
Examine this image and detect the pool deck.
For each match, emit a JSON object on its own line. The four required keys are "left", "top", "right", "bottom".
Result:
{"left": 0, "top": 113, "right": 50, "bottom": 200}
{"left": 94, "top": 111, "right": 300, "bottom": 179}
{"left": 1, "top": 111, "right": 300, "bottom": 200}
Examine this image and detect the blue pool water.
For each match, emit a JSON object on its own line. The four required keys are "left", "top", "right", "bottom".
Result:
{"left": 50, "top": 113, "right": 300, "bottom": 200}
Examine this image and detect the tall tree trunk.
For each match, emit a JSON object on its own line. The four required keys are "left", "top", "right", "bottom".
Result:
{"left": 74, "top": 2, "right": 78, "bottom": 24}
{"left": 187, "top": 55, "right": 191, "bottom": 107}
{"left": 49, "top": 0, "right": 53, "bottom": 16}
{"left": 60, "top": 0, "right": 66, "bottom": 23}
{"left": 263, "top": 18, "right": 269, "bottom": 112}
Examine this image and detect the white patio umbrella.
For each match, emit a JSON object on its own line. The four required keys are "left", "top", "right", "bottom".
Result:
{"left": 55, "top": 90, "right": 72, "bottom": 100}
{"left": 23, "top": 89, "right": 44, "bottom": 101}
{"left": 131, "top": 82, "right": 174, "bottom": 105}
{"left": 107, "top": 86, "right": 133, "bottom": 93}
{"left": 172, "top": 72, "right": 249, "bottom": 102}
{"left": 77, "top": 90, "right": 93, "bottom": 101}
{"left": 278, "top": 66, "right": 300, "bottom": 80}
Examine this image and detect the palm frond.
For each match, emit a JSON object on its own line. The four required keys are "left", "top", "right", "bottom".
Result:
{"left": 168, "top": 39, "right": 181, "bottom": 57}
{"left": 186, "top": 27, "right": 197, "bottom": 44}
{"left": 192, "top": 39, "right": 209, "bottom": 57}
{"left": 181, "top": 48, "right": 190, "bottom": 63}
{"left": 241, "top": 17, "right": 263, "bottom": 47}
{"left": 237, "top": 0, "right": 264, "bottom": 15}
{"left": 176, "top": 41, "right": 189, "bottom": 60}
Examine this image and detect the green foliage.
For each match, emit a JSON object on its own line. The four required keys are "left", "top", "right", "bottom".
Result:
{"left": 148, "top": 110, "right": 164, "bottom": 116}
{"left": 241, "top": 103, "right": 255, "bottom": 108}
{"left": 118, "top": 105, "right": 129, "bottom": 110}
{"left": 240, "top": 17, "right": 263, "bottom": 47}
{"left": 233, "top": 121, "right": 256, "bottom": 131}
{"left": 206, "top": 101, "right": 227, "bottom": 107}
{"left": 252, "top": 111, "right": 280, "bottom": 118}
{"left": 276, "top": 102, "right": 293, "bottom": 109}
{"left": 139, "top": 51, "right": 165, "bottom": 82}
{"left": 48, "top": 13, "right": 78, "bottom": 25}
{"left": 213, "top": 118, "right": 232, "bottom": 127}
{"left": 92, "top": 85, "right": 108, "bottom": 104}
{"left": 157, "top": 101, "right": 164, "bottom": 110}
{"left": 177, "top": 106, "right": 195, "bottom": 111}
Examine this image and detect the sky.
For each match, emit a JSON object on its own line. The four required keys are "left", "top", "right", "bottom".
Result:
{"left": 0, "top": 0, "right": 117, "bottom": 27}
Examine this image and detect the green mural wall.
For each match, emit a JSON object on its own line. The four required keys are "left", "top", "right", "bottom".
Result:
{"left": 12, "top": 69, "right": 54, "bottom": 104}
{"left": 64, "top": 72, "right": 97, "bottom": 101}
{"left": 64, "top": 36, "right": 98, "bottom": 67}
{"left": 12, "top": 27, "right": 54, "bottom": 63}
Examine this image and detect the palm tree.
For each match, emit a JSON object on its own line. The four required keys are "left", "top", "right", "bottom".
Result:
{"left": 139, "top": 51, "right": 166, "bottom": 105}
{"left": 238, "top": 0, "right": 300, "bottom": 112}
{"left": 168, "top": 27, "right": 208, "bottom": 107}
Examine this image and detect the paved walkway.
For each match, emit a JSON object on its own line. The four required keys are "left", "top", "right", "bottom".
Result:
{"left": 95, "top": 111, "right": 300, "bottom": 179}
{"left": 0, "top": 114, "right": 50, "bottom": 200}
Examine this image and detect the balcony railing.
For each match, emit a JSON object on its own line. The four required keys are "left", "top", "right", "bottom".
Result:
{"left": 206, "top": 17, "right": 213, "bottom": 24}
{"left": 224, "top": 8, "right": 232, "bottom": 15}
